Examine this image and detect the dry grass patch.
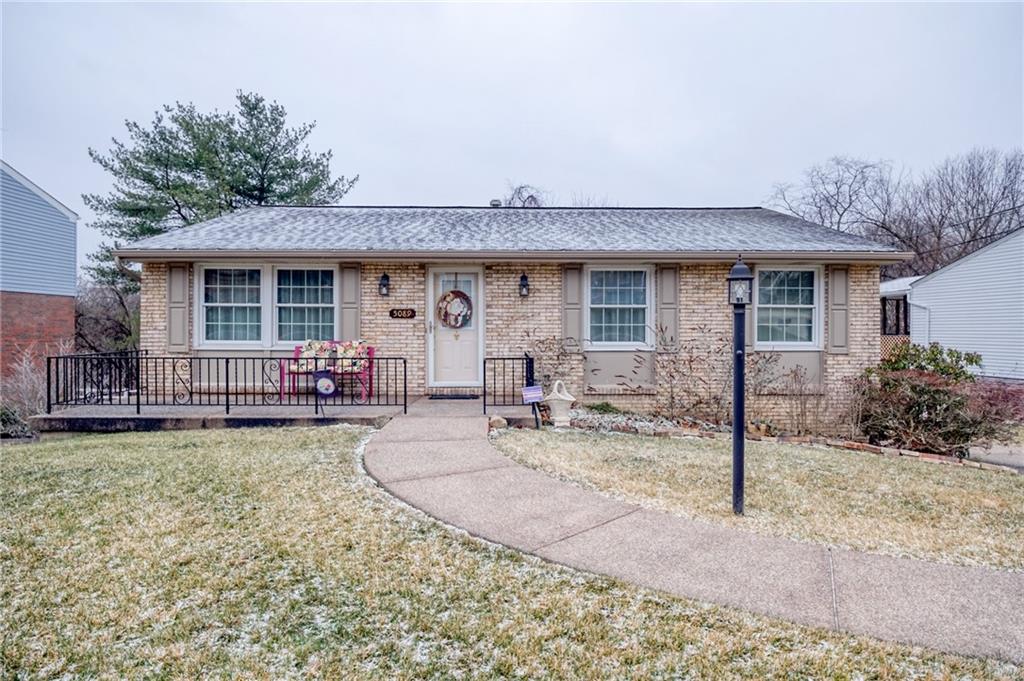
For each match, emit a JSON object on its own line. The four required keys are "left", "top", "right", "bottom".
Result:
{"left": 1, "top": 427, "right": 1018, "bottom": 678}
{"left": 492, "top": 429, "right": 1024, "bottom": 570}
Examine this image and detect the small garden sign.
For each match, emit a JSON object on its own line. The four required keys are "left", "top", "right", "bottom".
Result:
{"left": 522, "top": 385, "right": 543, "bottom": 404}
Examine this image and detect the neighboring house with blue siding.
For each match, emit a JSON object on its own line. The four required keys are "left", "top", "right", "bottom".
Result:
{"left": 908, "top": 228, "right": 1024, "bottom": 380}
{"left": 0, "top": 160, "right": 78, "bottom": 376}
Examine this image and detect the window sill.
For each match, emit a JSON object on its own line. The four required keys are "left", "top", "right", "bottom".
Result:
{"left": 584, "top": 384, "right": 657, "bottom": 396}
{"left": 583, "top": 344, "right": 655, "bottom": 353}
{"left": 753, "top": 344, "right": 822, "bottom": 353}
{"left": 756, "top": 385, "right": 826, "bottom": 397}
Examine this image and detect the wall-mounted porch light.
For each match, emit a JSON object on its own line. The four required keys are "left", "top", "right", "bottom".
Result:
{"left": 519, "top": 272, "right": 530, "bottom": 297}
{"left": 378, "top": 272, "right": 390, "bottom": 296}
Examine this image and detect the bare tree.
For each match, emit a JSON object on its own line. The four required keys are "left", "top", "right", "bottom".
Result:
{"left": 569, "top": 192, "right": 616, "bottom": 208}
{"left": 75, "top": 278, "right": 139, "bottom": 352}
{"left": 772, "top": 157, "right": 900, "bottom": 235}
{"left": 770, "top": 149, "right": 1024, "bottom": 277}
{"left": 502, "top": 182, "right": 549, "bottom": 208}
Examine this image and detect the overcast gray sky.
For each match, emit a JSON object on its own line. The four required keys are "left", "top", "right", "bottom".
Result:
{"left": 2, "top": 2, "right": 1021, "bottom": 270}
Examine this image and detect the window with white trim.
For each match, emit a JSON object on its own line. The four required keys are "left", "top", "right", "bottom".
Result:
{"left": 275, "top": 268, "right": 335, "bottom": 342}
{"left": 587, "top": 268, "right": 652, "bottom": 347}
{"left": 202, "top": 268, "right": 262, "bottom": 342}
{"left": 755, "top": 269, "right": 819, "bottom": 346}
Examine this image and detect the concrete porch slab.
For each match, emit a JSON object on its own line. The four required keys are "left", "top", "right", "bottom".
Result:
{"left": 31, "top": 404, "right": 401, "bottom": 433}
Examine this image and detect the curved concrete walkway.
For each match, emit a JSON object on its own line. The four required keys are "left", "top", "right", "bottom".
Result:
{"left": 363, "top": 400, "right": 1024, "bottom": 663}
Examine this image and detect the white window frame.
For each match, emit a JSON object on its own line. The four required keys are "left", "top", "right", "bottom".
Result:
{"left": 195, "top": 264, "right": 266, "bottom": 348}
{"left": 582, "top": 264, "right": 655, "bottom": 351}
{"left": 753, "top": 265, "right": 823, "bottom": 351}
{"left": 193, "top": 263, "right": 340, "bottom": 350}
{"left": 271, "top": 265, "right": 340, "bottom": 348}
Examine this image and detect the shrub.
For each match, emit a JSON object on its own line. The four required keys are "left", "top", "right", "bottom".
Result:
{"left": 879, "top": 342, "right": 981, "bottom": 382}
{"left": 855, "top": 369, "right": 1015, "bottom": 457}
{"left": 587, "top": 401, "right": 622, "bottom": 415}
{"left": 0, "top": 342, "right": 71, "bottom": 437}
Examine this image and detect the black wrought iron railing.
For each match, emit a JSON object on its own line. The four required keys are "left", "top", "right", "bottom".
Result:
{"left": 482, "top": 353, "right": 535, "bottom": 414}
{"left": 46, "top": 352, "right": 407, "bottom": 415}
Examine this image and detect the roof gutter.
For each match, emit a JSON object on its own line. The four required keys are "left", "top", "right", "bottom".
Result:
{"left": 113, "top": 248, "right": 915, "bottom": 264}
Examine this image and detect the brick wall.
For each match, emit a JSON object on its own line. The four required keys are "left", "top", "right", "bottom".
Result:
{"left": 135, "top": 259, "right": 881, "bottom": 432}
{"left": 139, "top": 262, "right": 169, "bottom": 356}
{"left": 484, "top": 263, "right": 562, "bottom": 356}
{"left": 658, "top": 263, "right": 879, "bottom": 432}
{"left": 139, "top": 262, "right": 194, "bottom": 358}
{"left": 360, "top": 263, "right": 428, "bottom": 394}
{"left": 821, "top": 264, "right": 880, "bottom": 426}
{"left": 0, "top": 290, "right": 75, "bottom": 377}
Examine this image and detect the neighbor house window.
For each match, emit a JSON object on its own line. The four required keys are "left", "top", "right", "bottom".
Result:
{"left": 276, "top": 268, "right": 335, "bottom": 342}
{"left": 202, "top": 268, "right": 262, "bottom": 342}
{"left": 586, "top": 268, "right": 653, "bottom": 348}
{"left": 755, "top": 268, "right": 819, "bottom": 347}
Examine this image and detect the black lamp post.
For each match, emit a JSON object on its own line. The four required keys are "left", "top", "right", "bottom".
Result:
{"left": 727, "top": 256, "right": 753, "bottom": 515}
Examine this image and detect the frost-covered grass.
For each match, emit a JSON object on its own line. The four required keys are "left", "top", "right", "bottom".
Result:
{"left": 2, "top": 427, "right": 1018, "bottom": 678}
{"left": 493, "top": 428, "right": 1024, "bottom": 571}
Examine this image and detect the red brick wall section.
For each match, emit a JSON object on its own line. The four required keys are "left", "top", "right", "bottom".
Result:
{"left": 0, "top": 290, "right": 75, "bottom": 377}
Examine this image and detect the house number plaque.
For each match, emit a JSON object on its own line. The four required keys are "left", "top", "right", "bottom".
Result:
{"left": 389, "top": 308, "right": 417, "bottom": 319}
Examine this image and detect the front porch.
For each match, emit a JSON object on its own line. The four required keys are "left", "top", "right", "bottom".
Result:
{"left": 34, "top": 351, "right": 537, "bottom": 433}
{"left": 30, "top": 398, "right": 536, "bottom": 435}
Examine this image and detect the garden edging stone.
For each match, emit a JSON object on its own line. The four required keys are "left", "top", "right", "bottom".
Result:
{"left": 569, "top": 418, "right": 1019, "bottom": 476}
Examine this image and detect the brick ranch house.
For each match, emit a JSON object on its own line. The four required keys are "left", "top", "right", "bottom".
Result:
{"left": 114, "top": 206, "right": 910, "bottom": 430}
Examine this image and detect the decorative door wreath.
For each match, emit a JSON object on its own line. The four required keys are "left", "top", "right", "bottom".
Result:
{"left": 436, "top": 289, "right": 473, "bottom": 328}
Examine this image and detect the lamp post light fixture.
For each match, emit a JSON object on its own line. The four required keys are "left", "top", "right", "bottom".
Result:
{"left": 519, "top": 272, "right": 530, "bottom": 297}
{"left": 378, "top": 273, "right": 390, "bottom": 296}
{"left": 727, "top": 256, "right": 753, "bottom": 515}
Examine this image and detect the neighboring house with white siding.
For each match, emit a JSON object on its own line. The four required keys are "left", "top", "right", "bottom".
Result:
{"left": 908, "top": 228, "right": 1024, "bottom": 380}
{"left": 0, "top": 160, "right": 78, "bottom": 376}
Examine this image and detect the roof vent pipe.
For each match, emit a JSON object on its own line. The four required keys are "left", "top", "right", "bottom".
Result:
{"left": 489, "top": 199, "right": 502, "bottom": 208}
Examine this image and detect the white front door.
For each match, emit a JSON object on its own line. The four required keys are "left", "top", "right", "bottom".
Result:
{"left": 428, "top": 268, "right": 483, "bottom": 386}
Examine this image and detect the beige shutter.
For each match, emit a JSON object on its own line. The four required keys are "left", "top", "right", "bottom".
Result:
{"left": 166, "top": 263, "right": 190, "bottom": 352}
{"left": 828, "top": 266, "right": 850, "bottom": 354}
{"left": 339, "top": 264, "right": 361, "bottom": 340}
{"left": 656, "top": 266, "right": 678, "bottom": 350}
{"left": 563, "top": 265, "right": 583, "bottom": 351}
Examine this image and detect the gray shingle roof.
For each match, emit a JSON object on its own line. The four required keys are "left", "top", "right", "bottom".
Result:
{"left": 117, "top": 206, "right": 903, "bottom": 256}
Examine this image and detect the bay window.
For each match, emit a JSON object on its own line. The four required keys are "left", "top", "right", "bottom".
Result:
{"left": 585, "top": 267, "right": 654, "bottom": 349}
{"left": 754, "top": 267, "right": 821, "bottom": 348}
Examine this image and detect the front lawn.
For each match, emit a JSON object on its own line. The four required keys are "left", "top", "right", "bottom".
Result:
{"left": 491, "top": 429, "right": 1024, "bottom": 570}
{"left": 1, "top": 428, "right": 1017, "bottom": 677}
